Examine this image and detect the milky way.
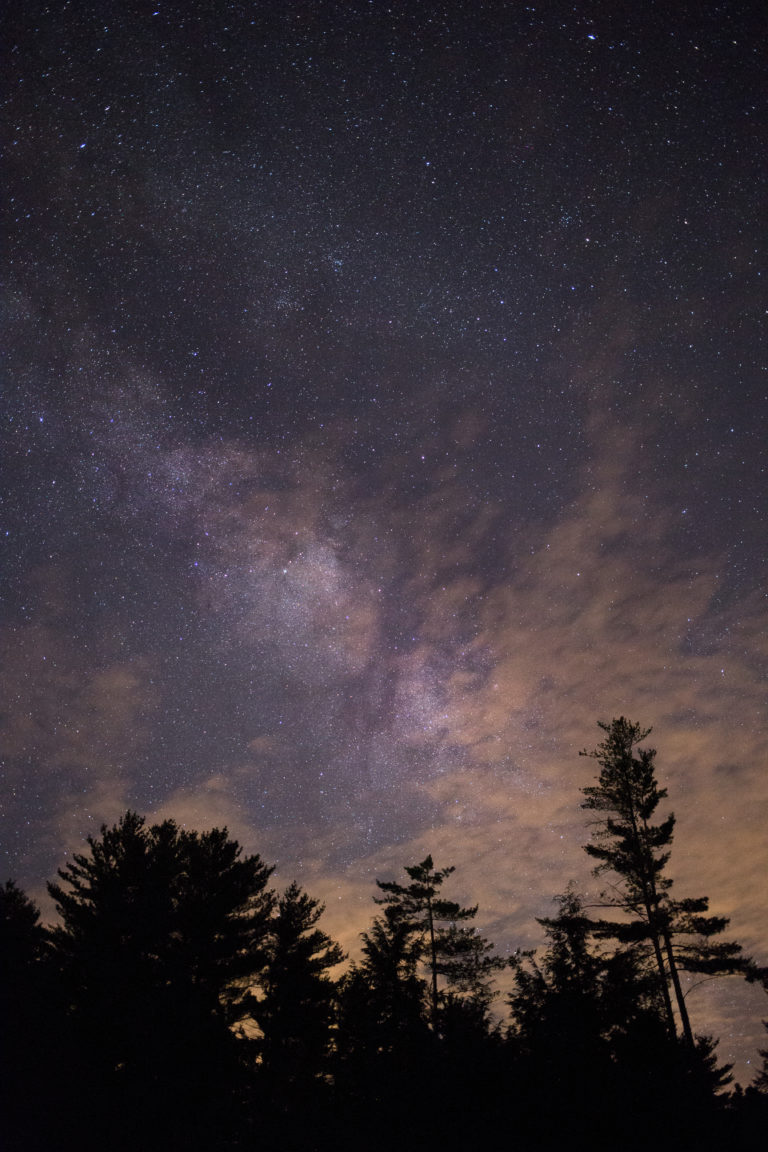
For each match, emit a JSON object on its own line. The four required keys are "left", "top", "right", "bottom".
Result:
{"left": 2, "top": 1, "right": 766, "bottom": 1080}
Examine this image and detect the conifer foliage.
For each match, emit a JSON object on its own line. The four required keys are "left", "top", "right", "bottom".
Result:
{"left": 580, "top": 717, "right": 747, "bottom": 1047}
{"left": 49, "top": 810, "right": 276, "bottom": 1017}
{"left": 46, "top": 811, "right": 276, "bottom": 1149}
{"left": 374, "top": 854, "right": 504, "bottom": 1026}
{"left": 255, "top": 880, "right": 345, "bottom": 1082}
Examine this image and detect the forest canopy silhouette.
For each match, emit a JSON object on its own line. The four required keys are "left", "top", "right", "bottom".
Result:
{"left": 3, "top": 719, "right": 767, "bottom": 1152}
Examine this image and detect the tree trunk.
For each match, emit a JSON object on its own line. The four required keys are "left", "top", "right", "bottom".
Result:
{"left": 427, "top": 896, "right": 438, "bottom": 1028}
{"left": 661, "top": 926, "right": 695, "bottom": 1049}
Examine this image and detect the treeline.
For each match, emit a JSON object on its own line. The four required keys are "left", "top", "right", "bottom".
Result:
{"left": 3, "top": 719, "right": 767, "bottom": 1151}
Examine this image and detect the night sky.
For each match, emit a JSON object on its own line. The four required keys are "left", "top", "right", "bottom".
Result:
{"left": 3, "top": 1, "right": 766, "bottom": 1081}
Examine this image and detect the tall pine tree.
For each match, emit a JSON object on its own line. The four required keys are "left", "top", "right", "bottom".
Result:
{"left": 255, "top": 881, "right": 344, "bottom": 1083}
{"left": 580, "top": 718, "right": 747, "bottom": 1048}
{"left": 47, "top": 811, "right": 275, "bottom": 1149}
{"left": 374, "top": 855, "right": 503, "bottom": 1029}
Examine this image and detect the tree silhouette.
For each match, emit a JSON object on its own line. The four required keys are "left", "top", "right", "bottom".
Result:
{"left": 508, "top": 888, "right": 663, "bottom": 1080}
{"left": 1, "top": 772, "right": 762, "bottom": 1152}
{"left": 508, "top": 886, "right": 738, "bottom": 1149}
{"left": 508, "top": 888, "right": 627, "bottom": 1144}
{"left": 335, "top": 860, "right": 504, "bottom": 1152}
{"left": 580, "top": 718, "right": 747, "bottom": 1049}
{"left": 50, "top": 813, "right": 275, "bottom": 1021}
{"left": 1, "top": 881, "right": 56, "bottom": 1150}
{"left": 374, "top": 854, "right": 502, "bottom": 1029}
{"left": 346, "top": 901, "right": 427, "bottom": 1046}
{"left": 47, "top": 811, "right": 275, "bottom": 1150}
{"left": 255, "top": 880, "right": 345, "bottom": 1082}
{"left": 1, "top": 879, "right": 48, "bottom": 972}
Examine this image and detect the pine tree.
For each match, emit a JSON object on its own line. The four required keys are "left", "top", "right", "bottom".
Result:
{"left": 47, "top": 811, "right": 275, "bottom": 1149}
{"left": 359, "top": 901, "right": 427, "bottom": 1037}
{"left": 507, "top": 889, "right": 645, "bottom": 1143}
{"left": 580, "top": 718, "right": 747, "bottom": 1049}
{"left": 508, "top": 887, "right": 667, "bottom": 1060}
{"left": 255, "top": 880, "right": 344, "bottom": 1083}
{"left": 508, "top": 887, "right": 735, "bottom": 1148}
{"left": 1, "top": 881, "right": 56, "bottom": 1149}
{"left": 333, "top": 900, "right": 429, "bottom": 1098}
{"left": 336, "top": 862, "right": 504, "bottom": 1152}
{"left": 0, "top": 879, "right": 48, "bottom": 973}
{"left": 49, "top": 811, "right": 275, "bottom": 1023}
{"left": 374, "top": 855, "right": 503, "bottom": 1028}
